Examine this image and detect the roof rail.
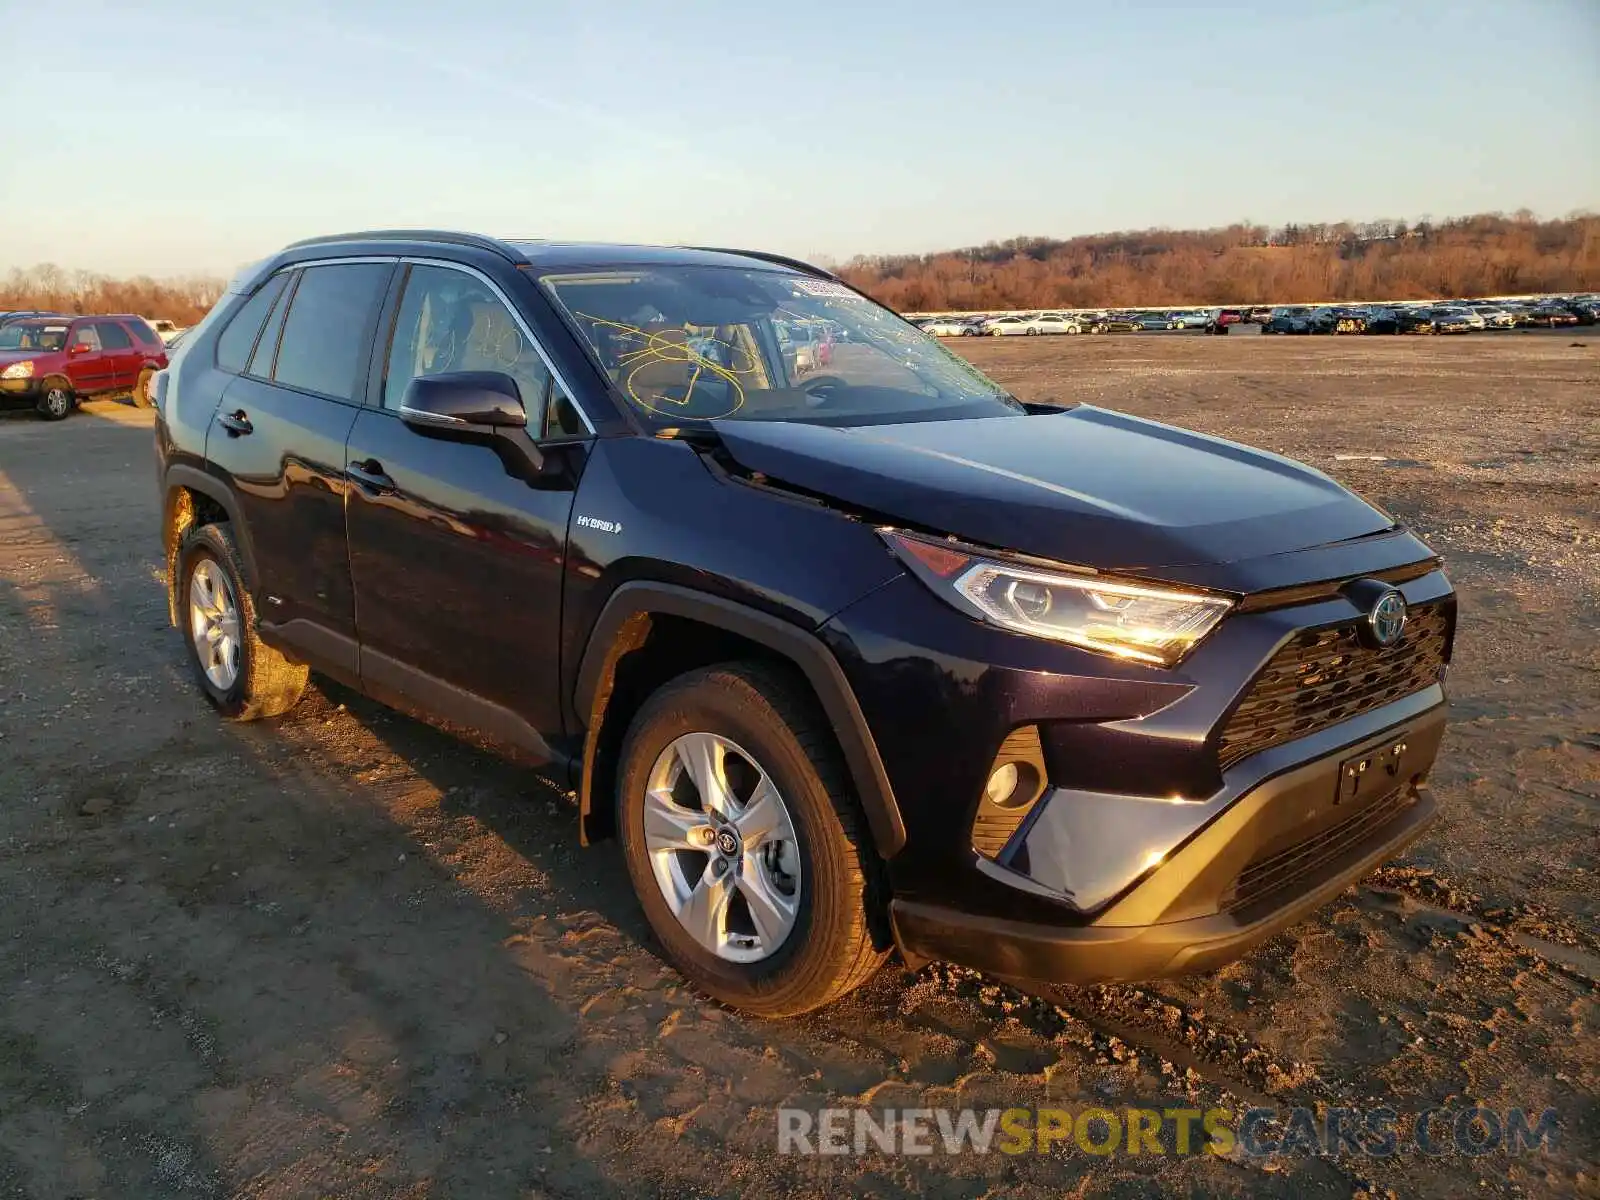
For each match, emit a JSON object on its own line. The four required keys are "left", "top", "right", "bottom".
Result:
{"left": 283, "top": 229, "right": 527, "bottom": 262}
{"left": 685, "top": 246, "right": 838, "bottom": 281}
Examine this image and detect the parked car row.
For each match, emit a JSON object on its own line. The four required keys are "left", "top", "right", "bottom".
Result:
{"left": 1258, "top": 295, "right": 1597, "bottom": 335}
{"left": 907, "top": 293, "right": 1597, "bottom": 340}
{"left": 0, "top": 311, "right": 171, "bottom": 418}
{"left": 912, "top": 308, "right": 1242, "bottom": 337}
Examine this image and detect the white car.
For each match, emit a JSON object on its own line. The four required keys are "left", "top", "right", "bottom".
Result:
{"left": 1433, "top": 306, "right": 1486, "bottom": 331}
{"left": 982, "top": 315, "right": 1034, "bottom": 336}
{"left": 919, "top": 317, "right": 974, "bottom": 337}
{"left": 147, "top": 318, "right": 185, "bottom": 344}
{"left": 1026, "top": 312, "right": 1083, "bottom": 335}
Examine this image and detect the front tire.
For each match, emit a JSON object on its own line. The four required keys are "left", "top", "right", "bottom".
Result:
{"left": 616, "top": 662, "right": 888, "bottom": 1016}
{"left": 37, "top": 380, "right": 73, "bottom": 420}
{"left": 176, "top": 523, "right": 309, "bottom": 720}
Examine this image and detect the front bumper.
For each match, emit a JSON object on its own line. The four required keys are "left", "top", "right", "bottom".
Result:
{"left": 892, "top": 699, "right": 1444, "bottom": 984}
{"left": 0, "top": 378, "right": 41, "bottom": 399}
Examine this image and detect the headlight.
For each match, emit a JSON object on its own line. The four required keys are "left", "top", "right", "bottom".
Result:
{"left": 1, "top": 361, "right": 35, "bottom": 380}
{"left": 884, "top": 530, "right": 1234, "bottom": 666}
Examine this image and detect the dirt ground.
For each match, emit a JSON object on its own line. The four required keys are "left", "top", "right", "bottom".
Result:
{"left": 0, "top": 331, "right": 1594, "bottom": 1199}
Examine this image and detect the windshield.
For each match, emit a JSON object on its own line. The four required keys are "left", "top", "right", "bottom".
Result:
{"left": 539, "top": 265, "right": 1022, "bottom": 427}
{"left": 0, "top": 323, "right": 67, "bottom": 352}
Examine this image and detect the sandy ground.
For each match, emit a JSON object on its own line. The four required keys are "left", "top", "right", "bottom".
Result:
{"left": 0, "top": 331, "right": 1594, "bottom": 1199}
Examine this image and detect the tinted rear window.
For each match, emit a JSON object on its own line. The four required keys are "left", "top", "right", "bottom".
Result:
{"left": 271, "top": 263, "right": 390, "bottom": 400}
{"left": 216, "top": 274, "right": 291, "bottom": 373}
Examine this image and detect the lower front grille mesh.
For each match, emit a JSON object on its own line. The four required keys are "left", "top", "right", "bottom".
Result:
{"left": 1222, "top": 784, "right": 1416, "bottom": 914}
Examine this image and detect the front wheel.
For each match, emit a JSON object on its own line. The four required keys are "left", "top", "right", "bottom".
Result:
{"left": 616, "top": 662, "right": 888, "bottom": 1016}
{"left": 37, "top": 381, "right": 73, "bottom": 420}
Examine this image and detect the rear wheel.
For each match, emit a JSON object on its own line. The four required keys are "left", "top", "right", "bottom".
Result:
{"left": 616, "top": 662, "right": 888, "bottom": 1016}
{"left": 37, "top": 380, "right": 73, "bottom": 420}
{"left": 176, "top": 522, "right": 309, "bottom": 720}
{"left": 133, "top": 368, "right": 155, "bottom": 409}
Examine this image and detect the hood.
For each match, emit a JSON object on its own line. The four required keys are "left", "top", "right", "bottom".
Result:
{"left": 712, "top": 406, "right": 1396, "bottom": 574}
{"left": 0, "top": 349, "right": 46, "bottom": 364}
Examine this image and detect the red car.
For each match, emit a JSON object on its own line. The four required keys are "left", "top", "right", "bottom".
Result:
{"left": 0, "top": 314, "right": 169, "bottom": 420}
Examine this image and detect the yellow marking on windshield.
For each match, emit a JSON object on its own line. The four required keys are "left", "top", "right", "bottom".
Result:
{"left": 575, "top": 313, "right": 750, "bottom": 419}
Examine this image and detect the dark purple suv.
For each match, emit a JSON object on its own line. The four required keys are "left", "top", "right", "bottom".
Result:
{"left": 155, "top": 231, "right": 1456, "bottom": 1015}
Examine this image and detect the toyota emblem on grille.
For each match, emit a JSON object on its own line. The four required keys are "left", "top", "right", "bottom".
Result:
{"left": 1368, "top": 590, "right": 1408, "bottom": 647}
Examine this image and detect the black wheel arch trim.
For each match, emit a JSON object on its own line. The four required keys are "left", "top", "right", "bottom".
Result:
{"left": 163, "top": 465, "right": 260, "bottom": 597}
{"left": 574, "top": 581, "right": 908, "bottom": 859}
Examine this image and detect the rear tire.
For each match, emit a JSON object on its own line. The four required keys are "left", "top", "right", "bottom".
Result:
{"left": 176, "top": 522, "right": 309, "bottom": 720}
{"left": 616, "top": 662, "right": 888, "bottom": 1016}
{"left": 133, "top": 368, "right": 155, "bottom": 408}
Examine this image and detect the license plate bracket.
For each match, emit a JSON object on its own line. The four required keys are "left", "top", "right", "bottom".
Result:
{"left": 1337, "top": 737, "right": 1420, "bottom": 806}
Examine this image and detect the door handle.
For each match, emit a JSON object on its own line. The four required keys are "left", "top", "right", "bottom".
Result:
{"left": 346, "top": 459, "right": 396, "bottom": 494}
{"left": 217, "top": 409, "right": 253, "bottom": 436}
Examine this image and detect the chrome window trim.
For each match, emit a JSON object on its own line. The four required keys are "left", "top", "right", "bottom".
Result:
{"left": 289, "top": 255, "right": 400, "bottom": 269}
{"left": 395, "top": 256, "right": 596, "bottom": 436}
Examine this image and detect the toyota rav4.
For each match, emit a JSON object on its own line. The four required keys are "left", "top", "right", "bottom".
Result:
{"left": 155, "top": 231, "right": 1456, "bottom": 1016}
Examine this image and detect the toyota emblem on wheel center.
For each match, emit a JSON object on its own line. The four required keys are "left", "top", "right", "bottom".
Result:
{"left": 715, "top": 828, "right": 740, "bottom": 857}
{"left": 1369, "top": 590, "right": 1408, "bottom": 647}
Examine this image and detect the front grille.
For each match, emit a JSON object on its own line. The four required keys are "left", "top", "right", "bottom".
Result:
{"left": 1216, "top": 602, "right": 1450, "bottom": 770}
{"left": 1221, "top": 784, "right": 1416, "bottom": 914}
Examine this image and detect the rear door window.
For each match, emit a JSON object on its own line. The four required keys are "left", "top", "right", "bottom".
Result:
{"left": 93, "top": 321, "right": 133, "bottom": 349}
{"left": 216, "top": 273, "right": 291, "bottom": 373}
{"left": 271, "top": 262, "right": 390, "bottom": 401}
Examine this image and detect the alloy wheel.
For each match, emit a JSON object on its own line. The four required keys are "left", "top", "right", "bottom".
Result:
{"left": 43, "top": 388, "right": 70, "bottom": 418}
{"left": 188, "top": 558, "right": 242, "bottom": 691}
{"left": 642, "top": 732, "right": 803, "bottom": 963}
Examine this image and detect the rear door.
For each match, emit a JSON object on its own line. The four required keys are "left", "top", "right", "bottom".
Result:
{"left": 91, "top": 320, "right": 138, "bottom": 390}
{"left": 344, "top": 260, "right": 590, "bottom": 755}
{"left": 204, "top": 259, "right": 394, "bottom": 672}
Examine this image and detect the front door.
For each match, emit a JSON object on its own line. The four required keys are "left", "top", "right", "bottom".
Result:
{"left": 64, "top": 323, "right": 108, "bottom": 393}
{"left": 344, "top": 262, "right": 588, "bottom": 758}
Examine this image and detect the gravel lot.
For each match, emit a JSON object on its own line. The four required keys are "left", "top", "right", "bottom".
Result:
{"left": 0, "top": 332, "right": 1595, "bottom": 1198}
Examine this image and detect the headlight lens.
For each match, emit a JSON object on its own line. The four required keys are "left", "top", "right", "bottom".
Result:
{"left": 1, "top": 361, "right": 35, "bottom": 380}
{"left": 884, "top": 530, "right": 1234, "bottom": 666}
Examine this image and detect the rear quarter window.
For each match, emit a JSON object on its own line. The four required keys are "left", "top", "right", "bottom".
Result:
{"left": 216, "top": 273, "right": 291, "bottom": 373}
{"left": 126, "top": 319, "right": 163, "bottom": 347}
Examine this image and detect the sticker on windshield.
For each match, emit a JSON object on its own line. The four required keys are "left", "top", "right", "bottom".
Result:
{"left": 791, "top": 279, "right": 857, "bottom": 300}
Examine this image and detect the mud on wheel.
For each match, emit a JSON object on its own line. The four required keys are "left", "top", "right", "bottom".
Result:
{"left": 176, "top": 522, "right": 309, "bottom": 720}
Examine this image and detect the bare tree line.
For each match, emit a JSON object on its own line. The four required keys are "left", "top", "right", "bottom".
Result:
{"left": 839, "top": 211, "right": 1600, "bottom": 312}
{"left": 4, "top": 211, "right": 1596, "bottom": 323}
{"left": 0, "top": 265, "right": 225, "bottom": 325}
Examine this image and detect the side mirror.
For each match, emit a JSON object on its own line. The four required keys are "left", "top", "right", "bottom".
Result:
{"left": 399, "top": 370, "right": 565, "bottom": 484}
{"left": 69, "top": 342, "right": 92, "bottom": 356}
{"left": 399, "top": 371, "right": 527, "bottom": 432}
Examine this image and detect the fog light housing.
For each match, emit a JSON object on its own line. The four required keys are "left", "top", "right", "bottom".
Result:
{"left": 971, "top": 726, "right": 1049, "bottom": 860}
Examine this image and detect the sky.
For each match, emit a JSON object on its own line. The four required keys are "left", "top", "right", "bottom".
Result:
{"left": 0, "top": 0, "right": 1596, "bottom": 278}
